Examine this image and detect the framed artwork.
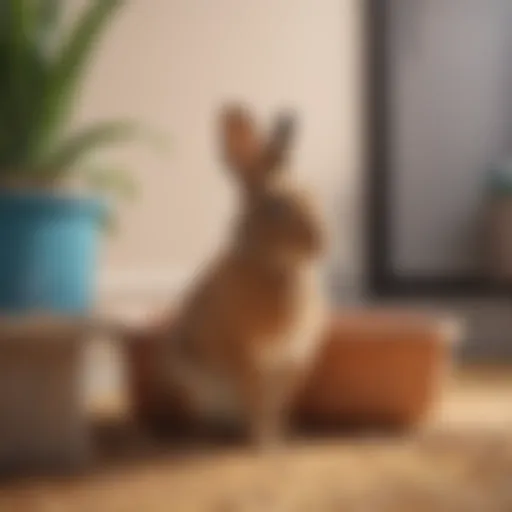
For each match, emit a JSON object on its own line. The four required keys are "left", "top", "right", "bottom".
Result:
{"left": 365, "top": 0, "right": 512, "bottom": 297}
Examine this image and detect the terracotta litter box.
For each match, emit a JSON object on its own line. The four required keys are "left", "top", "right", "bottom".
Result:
{"left": 124, "top": 310, "right": 461, "bottom": 432}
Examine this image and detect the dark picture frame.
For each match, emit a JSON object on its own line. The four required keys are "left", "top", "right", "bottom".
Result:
{"left": 364, "top": 0, "right": 510, "bottom": 298}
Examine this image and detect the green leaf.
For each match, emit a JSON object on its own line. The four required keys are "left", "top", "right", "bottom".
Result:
{"left": 35, "top": 0, "right": 62, "bottom": 55}
{"left": 0, "top": 1, "right": 63, "bottom": 171}
{"left": 100, "top": 210, "right": 118, "bottom": 235}
{"left": 35, "top": 119, "right": 168, "bottom": 180}
{"left": 36, "top": 120, "right": 139, "bottom": 178}
{"left": 81, "top": 165, "right": 138, "bottom": 201}
{"left": 1, "top": 1, "right": 42, "bottom": 168}
{"left": 36, "top": 0, "right": 125, "bottom": 154}
{"left": 95, "top": 205, "right": 118, "bottom": 235}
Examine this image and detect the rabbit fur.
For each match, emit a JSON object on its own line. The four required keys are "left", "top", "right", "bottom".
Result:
{"left": 155, "top": 105, "right": 328, "bottom": 447}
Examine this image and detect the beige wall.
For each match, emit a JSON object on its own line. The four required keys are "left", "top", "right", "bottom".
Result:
{"left": 75, "top": 0, "right": 364, "bottom": 293}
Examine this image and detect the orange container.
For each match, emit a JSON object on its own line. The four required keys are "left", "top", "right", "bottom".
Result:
{"left": 295, "top": 310, "right": 460, "bottom": 428}
{"left": 124, "top": 309, "right": 460, "bottom": 431}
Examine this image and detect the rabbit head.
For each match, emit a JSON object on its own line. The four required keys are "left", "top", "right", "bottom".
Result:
{"left": 220, "top": 104, "right": 326, "bottom": 267}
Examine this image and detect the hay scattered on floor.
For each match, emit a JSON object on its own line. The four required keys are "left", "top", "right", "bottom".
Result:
{"left": 1, "top": 426, "right": 512, "bottom": 511}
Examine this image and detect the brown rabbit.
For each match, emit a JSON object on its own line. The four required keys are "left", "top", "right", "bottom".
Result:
{"left": 156, "top": 105, "right": 328, "bottom": 447}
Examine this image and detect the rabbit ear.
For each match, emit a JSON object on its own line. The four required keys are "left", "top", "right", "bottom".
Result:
{"left": 263, "top": 112, "right": 296, "bottom": 173}
{"left": 219, "top": 104, "right": 264, "bottom": 186}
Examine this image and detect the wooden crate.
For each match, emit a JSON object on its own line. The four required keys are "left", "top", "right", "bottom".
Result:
{"left": 0, "top": 317, "right": 94, "bottom": 474}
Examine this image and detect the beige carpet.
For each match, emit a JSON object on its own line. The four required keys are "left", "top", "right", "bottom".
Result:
{"left": 0, "top": 426, "right": 511, "bottom": 511}
{"left": 1, "top": 368, "right": 512, "bottom": 512}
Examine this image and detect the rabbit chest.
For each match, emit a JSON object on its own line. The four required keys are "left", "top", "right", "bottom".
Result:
{"left": 250, "top": 263, "right": 327, "bottom": 371}
{"left": 168, "top": 261, "right": 326, "bottom": 423}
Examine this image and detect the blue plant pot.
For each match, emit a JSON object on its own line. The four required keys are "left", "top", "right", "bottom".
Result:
{"left": 0, "top": 191, "right": 105, "bottom": 315}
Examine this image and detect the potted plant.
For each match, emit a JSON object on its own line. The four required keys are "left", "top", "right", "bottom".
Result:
{"left": 0, "top": 0, "right": 162, "bottom": 473}
{"left": 0, "top": 0, "right": 156, "bottom": 314}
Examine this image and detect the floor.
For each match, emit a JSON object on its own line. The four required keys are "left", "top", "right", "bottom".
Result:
{"left": 1, "top": 366, "right": 512, "bottom": 511}
{"left": 434, "top": 367, "right": 512, "bottom": 429}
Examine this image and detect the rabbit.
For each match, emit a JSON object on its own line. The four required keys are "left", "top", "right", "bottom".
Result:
{"left": 156, "top": 104, "right": 328, "bottom": 447}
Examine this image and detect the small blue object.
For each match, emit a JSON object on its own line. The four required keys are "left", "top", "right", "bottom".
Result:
{"left": 0, "top": 191, "right": 105, "bottom": 315}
